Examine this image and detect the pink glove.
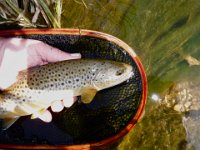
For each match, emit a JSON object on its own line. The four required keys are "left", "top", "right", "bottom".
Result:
{"left": 0, "top": 37, "right": 81, "bottom": 122}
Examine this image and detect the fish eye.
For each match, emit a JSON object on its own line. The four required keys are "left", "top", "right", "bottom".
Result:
{"left": 116, "top": 69, "right": 125, "bottom": 76}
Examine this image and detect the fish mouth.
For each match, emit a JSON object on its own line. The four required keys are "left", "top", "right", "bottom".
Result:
{"left": 123, "top": 63, "right": 134, "bottom": 80}
{"left": 127, "top": 71, "right": 134, "bottom": 79}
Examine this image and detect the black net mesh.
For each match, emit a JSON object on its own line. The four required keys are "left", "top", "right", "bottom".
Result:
{"left": 0, "top": 34, "right": 143, "bottom": 145}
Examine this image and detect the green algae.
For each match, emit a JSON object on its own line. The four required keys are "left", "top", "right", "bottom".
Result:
{"left": 116, "top": 105, "right": 187, "bottom": 150}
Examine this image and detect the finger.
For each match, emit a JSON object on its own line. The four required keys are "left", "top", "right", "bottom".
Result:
{"left": 51, "top": 100, "right": 64, "bottom": 112}
{"left": 60, "top": 90, "right": 75, "bottom": 107}
{"left": 37, "top": 110, "right": 52, "bottom": 123}
{"left": 37, "top": 43, "right": 81, "bottom": 63}
{"left": 63, "top": 97, "right": 77, "bottom": 108}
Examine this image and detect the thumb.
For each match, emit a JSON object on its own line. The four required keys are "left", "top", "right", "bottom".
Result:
{"left": 37, "top": 43, "right": 81, "bottom": 63}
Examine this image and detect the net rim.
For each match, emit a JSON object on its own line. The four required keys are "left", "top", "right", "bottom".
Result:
{"left": 0, "top": 28, "right": 147, "bottom": 149}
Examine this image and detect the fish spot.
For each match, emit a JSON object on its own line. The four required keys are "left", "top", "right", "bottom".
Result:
{"left": 61, "top": 83, "right": 64, "bottom": 86}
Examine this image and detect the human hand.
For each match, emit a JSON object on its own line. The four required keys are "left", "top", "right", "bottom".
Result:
{"left": 0, "top": 37, "right": 81, "bottom": 122}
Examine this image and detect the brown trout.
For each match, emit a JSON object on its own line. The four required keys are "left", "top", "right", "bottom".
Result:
{"left": 0, "top": 59, "right": 133, "bottom": 129}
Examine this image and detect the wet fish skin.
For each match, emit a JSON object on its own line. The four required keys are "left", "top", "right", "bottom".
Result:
{"left": 0, "top": 59, "right": 133, "bottom": 129}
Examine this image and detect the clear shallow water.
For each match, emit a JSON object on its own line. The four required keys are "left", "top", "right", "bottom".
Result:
{"left": 61, "top": 0, "right": 200, "bottom": 149}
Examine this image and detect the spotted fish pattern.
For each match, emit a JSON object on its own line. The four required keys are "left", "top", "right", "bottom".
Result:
{"left": 0, "top": 59, "right": 133, "bottom": 129}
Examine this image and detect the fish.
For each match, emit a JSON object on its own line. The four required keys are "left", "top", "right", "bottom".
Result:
{"left": 0, "top": 59, "right": 133, "bottom": 130}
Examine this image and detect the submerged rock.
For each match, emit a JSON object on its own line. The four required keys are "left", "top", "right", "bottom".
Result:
{"left": 184, "top": 55, "right": 200, "bottom": 66}
{"left": 161, "top": 82, "right": 200, "bottom": 112}
{"left": 183, "top": 110, "right": 200, "bottom": 150}
{"left": 161, "top": 82, "right": 200, "bottom": 149}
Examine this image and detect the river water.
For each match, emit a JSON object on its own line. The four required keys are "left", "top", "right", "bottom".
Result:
{"left": 61, "top": 1, "right": 200, "bottom": 149}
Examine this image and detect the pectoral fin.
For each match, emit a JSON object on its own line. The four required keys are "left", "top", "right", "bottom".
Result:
{"left": 31, "top": 109, "right": 46, "bottom": 119}
{"left": 2, "top": 117, "right": 19, "bottom": 130}
{"left": 81, "top": 88, "right": 97, "bottom": 104}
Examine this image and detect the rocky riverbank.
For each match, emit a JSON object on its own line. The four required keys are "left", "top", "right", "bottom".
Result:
{"left": 161, "top": 82, "right": 200, "bottom": 112}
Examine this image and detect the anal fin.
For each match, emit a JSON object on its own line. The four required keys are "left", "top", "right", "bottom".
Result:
{"left": 2, "top": 117, "right": 19, "bottom": 130}
{"left": 81, "top": 88, "right": 97, "bottom": 104}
